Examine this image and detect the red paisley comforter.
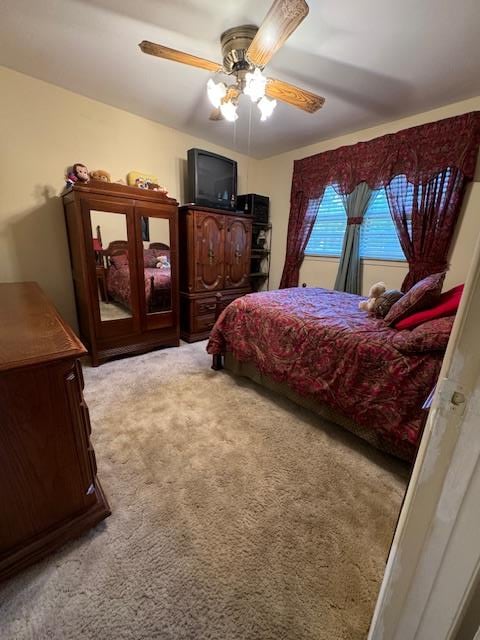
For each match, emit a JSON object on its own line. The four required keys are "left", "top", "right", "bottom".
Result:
{"left": 207, "top": 288, "right": 444, "bottom": 455}
{"left": 107, "top": 266, "right": 171, "bottom": 310}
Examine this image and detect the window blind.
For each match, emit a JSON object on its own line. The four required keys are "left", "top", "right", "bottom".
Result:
{"left": 360, "top": 190, "right": 405, "bottom": 260}
{"left": 305, "top": 185, "right": 406, "bottom": 261}
{"left": 305, "top": 186, "right": 346, "bottom": 257}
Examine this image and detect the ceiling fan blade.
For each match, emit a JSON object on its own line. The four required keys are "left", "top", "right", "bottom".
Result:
{"left": 139, "top": 41, "right": 223, "bottom": 73}
{"left": 266, "top": 77, "right": 325, "bottom": 113}
{"left": 209, "top": 108, "right": 224, "bottom": 121}
{"left": 247, "top": 0, "right": 309, "bottom": 68}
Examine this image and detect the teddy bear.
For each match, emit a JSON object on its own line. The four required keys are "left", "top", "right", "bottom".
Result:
{"left": 358, "top": 282, "right": 387, "bottom": 313}
{"left": 156, "top": 255, "right": 170, "bottom": 269}
{"left": 90, "top": 169, "right": 111, "bottom": 183}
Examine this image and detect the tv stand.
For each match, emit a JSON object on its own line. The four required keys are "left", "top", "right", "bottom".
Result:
{"left": 178, "top": 205, "right": 253, "bottom": 342}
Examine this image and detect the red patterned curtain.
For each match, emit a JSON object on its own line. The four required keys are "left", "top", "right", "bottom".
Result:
{"left": 386, "top": 168, "right": 467, "bottom": 291}
{"left": 279, "top": 111, "right": 480, "bottom": 289}
{"left": 279, "top": 183, "right": 324, "bottom": 289}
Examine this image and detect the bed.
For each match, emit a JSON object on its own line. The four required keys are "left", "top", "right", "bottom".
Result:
{"left": 104, "top": 241, "right": 172, "bottom": 313}
{"left": 207, "top": 287, "right": 448, "bottom": 461}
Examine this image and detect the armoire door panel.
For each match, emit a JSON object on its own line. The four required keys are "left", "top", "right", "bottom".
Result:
{"left": 80, "top": 199, "right": 140, "bottom": 340}
{"left": 194, "top": 212, "right": 225, "bottom": 292}
{"left": 133, "top": 203, "right": 179, "bottom": 332}
{"left": 225, "top": 217, "right": 251, "bottom": 289}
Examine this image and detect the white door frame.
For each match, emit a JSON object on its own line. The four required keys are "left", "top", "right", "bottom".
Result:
{"left": 369, "top": 232, "right": 480, "bottom": 639}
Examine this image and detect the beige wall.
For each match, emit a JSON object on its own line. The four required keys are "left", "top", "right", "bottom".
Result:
{"left": 0, "top": 66, "right": 258, "bottom": 327}
{"left": 250, "top": 97, "right": 480, "bottom": 295}
{"left": 90, "top": 210, "right": 128, "bottom": 248}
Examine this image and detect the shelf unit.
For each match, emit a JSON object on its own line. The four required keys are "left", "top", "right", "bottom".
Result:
{"left": 250, "top": 222, "right": 272, "bottom": 291}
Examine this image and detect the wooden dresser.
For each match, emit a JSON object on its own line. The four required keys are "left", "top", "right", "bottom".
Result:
{"left": 179, "top": 205, "right": 252, "bottom": 342}
{"left": 0, "top": 282, "right": 110, "bottom": 582}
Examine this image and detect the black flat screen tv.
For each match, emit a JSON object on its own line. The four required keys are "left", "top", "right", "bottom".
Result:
{"left": 187, "top": 148, "right": 237, "bottom": 211}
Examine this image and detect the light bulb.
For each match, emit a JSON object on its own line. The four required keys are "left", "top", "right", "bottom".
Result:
{"left": 244, "top": 67, "right": 266, "bottom": 103}
{"left": 219, "top": 100, "right": 238, "bottom": 122}
{"left": 207, "top": 78, "right": 227, "bottom": 109}
{"left": 257, "top": 96, "right": 277, "bottom": 121}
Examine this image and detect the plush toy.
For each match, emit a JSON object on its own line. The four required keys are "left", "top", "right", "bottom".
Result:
{"left": 72, "top": 163, "right": 89, "bottom": 182}
{"left": 65, "top": 162, "right": 89, "bottom": 187}
{"left": 90, "top": 169, "right": 111, "bottom": 183}
{"left": 358, "top": 282, "right": 387, "bottom": 313}
{"left": 156, "top": 255, "right": 170, "bottom": 269}
{"left": 147, "top": 182, "right": 168, "bottom": 193}
{"left": 128, "top": 170, "right": 158, "bottom": 187}
{"left": 372, "top": 290, "right": 404, "bottom": 318}
{"left": 128, "top": 171, "right": 169, "bottom": 194}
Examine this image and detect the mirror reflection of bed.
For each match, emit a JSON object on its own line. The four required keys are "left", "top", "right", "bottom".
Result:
{"left": 90, "top": 211, "right": 171, "bottom": 322}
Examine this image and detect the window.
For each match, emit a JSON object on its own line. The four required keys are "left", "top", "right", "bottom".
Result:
{"left": 305, "top": 185, "right": 406, "bottom": 261}
{"left": 304, "top": 186, "right": 346, "bottom": 257}
{"left": 360, "top": 189, "right": 405, "bottom": 260}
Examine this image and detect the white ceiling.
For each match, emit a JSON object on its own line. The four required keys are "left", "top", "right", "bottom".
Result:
{"left": 1, "top": 0, "right": 479, "bottom": 158}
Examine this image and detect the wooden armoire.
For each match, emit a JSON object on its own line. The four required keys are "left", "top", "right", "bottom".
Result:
{"left": 63, "top": 182, "right": 180, "bottom": 365}
{"left": 179, "top": 205, "right": 252, "bottom": 342}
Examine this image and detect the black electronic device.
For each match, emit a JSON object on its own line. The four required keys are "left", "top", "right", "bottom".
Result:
{"left": 187, "top": 148, "right": 237, "bottom": 210}
{"left": 237, "top": 193, "right": 269, "bottom": 223}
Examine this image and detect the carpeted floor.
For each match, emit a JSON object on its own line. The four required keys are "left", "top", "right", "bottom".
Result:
{"left": 0, "top": 341, "right": 408, "bottom": 640}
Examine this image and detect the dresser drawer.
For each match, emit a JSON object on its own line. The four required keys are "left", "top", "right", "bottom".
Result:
{"left": 194, "top": 298, "right": 217, "bottom": 316}
{"left": 193, "top": 314, "right": 216, "bottom": 333}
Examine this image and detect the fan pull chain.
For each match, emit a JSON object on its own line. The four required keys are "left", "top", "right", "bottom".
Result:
{"left": 246, "top": 101, "right": 253, "bottom": 193}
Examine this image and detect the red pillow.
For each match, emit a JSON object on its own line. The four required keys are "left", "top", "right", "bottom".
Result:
{"left": 395, "top": 284, "right": 464, "bottom": 330}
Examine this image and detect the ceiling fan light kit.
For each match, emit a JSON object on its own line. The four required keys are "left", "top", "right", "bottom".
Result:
{"left": 207, "top": 78, "right": 227, "bottom": 109}
{"left": 220, "top": 100, "right": 239, "bottom": 122}
{"left": 244, "top": 68, "right": 267, "bottom": 103}
{"left": 258, "top": 95, "right": 277, "bottom": 121}
{"left": 139, "top": 0, "right": 325, "bottom": 124}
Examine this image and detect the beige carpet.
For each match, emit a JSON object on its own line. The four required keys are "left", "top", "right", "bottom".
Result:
{"left": 0, "top": 341, "right": 408, "bottom": 640}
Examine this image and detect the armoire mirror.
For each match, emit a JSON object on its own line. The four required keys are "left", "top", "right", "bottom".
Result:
{"left": 90, "top": 210, "right": 133, "bottom": 322}
{"left": 141, "top": 216, "right": 172, "bottom": 315}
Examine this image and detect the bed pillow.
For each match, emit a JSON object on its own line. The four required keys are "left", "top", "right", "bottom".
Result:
{"left": 143, "top": 249, "right": 158, "bottom": 267}
{"left": 394, "top": 284, "right": 464, "bottom": 330}
{"left": 392, "top": 316, "right": 455, "bottom": 354}
{"left": 384, "top": 272, "right": 446, "bottom": 326}
{"left": 110, "top": 252, "right": 129, "bottom": 269}
{"left": 144, "top": 248, "right": 170, "bottom": 267}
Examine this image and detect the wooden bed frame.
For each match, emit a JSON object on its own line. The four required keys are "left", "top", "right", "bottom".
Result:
{"left": 100, "top": 240, "right": 172, "bottom": 313}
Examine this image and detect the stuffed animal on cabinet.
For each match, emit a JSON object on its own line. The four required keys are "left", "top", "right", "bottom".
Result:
{"left": 90, "top": 169, "right": 111, "bottom": 183}
{"left": 65, "top": 163, "right": 90, "bottom": 187}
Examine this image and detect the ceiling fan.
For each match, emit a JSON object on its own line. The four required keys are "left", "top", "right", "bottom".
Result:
{"left": 139, "top": 0, "right": 325, "bottom": 123}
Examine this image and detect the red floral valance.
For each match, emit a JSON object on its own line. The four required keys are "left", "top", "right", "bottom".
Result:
{"left": 292, "top": 111, "right": 480, "bottom": 198}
